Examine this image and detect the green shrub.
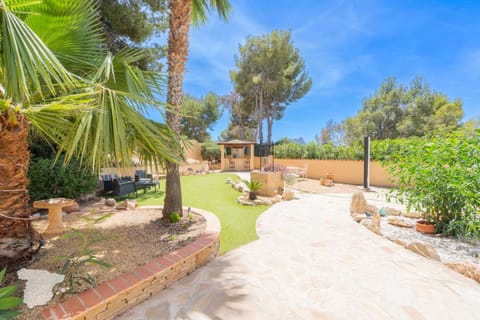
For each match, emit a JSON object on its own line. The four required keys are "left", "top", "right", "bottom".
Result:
{"left": 28, "top": 156, "right": 97, "bottom": 201}
{"left": 384, "top": 130, "right": 480, "bottom": 238}
{"left": 169, "top": 212, "right": 181, "bottom": 223}
{"left": 0, "top": 268, "right": 23, "bottom": 319}
{"left": 200, "top": 141, "right": 220, "bottom": 161}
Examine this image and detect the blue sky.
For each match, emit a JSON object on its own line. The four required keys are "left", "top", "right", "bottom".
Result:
{"left": 153, "top": 0, "right": 480, "bottom": 142}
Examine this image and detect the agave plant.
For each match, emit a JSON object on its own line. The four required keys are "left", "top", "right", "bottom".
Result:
{"left": 0, "top": 268, "right": 22, "bottom": 320}
{"left": 0, "top": 0, "right": 180, "bottom": 267}
{"left": 242, "top": 180, "right": 263, "bottom": 200}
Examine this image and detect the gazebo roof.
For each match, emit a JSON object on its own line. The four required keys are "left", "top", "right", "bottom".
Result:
{"left": 217, "top": 139, "right": 256, "bottom": 145}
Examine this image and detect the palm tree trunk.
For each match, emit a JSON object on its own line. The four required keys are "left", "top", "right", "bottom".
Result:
{"left": 0, "top": 111, "right": 39, "bottom": 270}
{"left": 163, "top": 0, "right": 192, "bottom": 217}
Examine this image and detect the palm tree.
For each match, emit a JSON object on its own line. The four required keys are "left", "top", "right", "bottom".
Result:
{"left": 0, "top": 0, "right": 179, "bottom": 268}
{"left": 163, "top": 0, "right": 231, "bottom": 216}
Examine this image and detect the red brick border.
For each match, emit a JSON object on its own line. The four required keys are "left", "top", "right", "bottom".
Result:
{"left": 42, "top": 207, "right": 220, "bottom": 320}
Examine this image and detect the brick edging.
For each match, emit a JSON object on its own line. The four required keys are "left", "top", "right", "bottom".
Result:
{"left": 42, "top": 207, "right": 220, "bottom": 320}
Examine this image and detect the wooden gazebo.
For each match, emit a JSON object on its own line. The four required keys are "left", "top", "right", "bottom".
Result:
{"left": 218, "top": 139, "right": 255, "bottom": 171}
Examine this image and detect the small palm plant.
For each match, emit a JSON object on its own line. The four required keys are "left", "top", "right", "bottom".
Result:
{"left": 242, "top": 180, "right": 263, "bottom": 200}
{"left": 0, "top": 268, "right": 22, "bottom": 320}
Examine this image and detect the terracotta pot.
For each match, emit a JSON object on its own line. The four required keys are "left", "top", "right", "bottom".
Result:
{"left": 416, "top": 220, "right": 436, "bottom": 234}
{"left": 319, "top": 178, "right": 325, "bottom": 185}
{"left": 326, "top": 173, "right": 334, "bottom": 181}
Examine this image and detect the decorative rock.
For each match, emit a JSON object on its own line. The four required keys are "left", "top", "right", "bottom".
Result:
{"left": 406, "top": 241, "right": 441, "bottom": 261}
{"left": 360, "top": 212, "right": 381, "bottom": 235}
{"left": 402, "top": 211, "right": 422, "bottom": 219}
{"left": 393, "top": 238, "right": 407, "bottom": 248}
{"left": 387, "top": 216, "right": 415, "bottom": 228}
{"left": 353, "top": 213, "right": 367, "bottom": 223}
{"left": 116, "top": 199, "right": 138, "bottom": 210}
{"left": 350, "top": 192, "right": 367, "bottom": 214}
{"left": 105, "top": 198, "right": 117, "bottom": 207}
{"left": 444, "top": 261, "right": 480, "bottom": 283}
{"left": 382, "top": 207, "right": 402, "bottom": 216}
{"left": 282, "top": 190, "right": 295, "bottom": 201}
{"left": 17, "top": 268, "right": 64, "bottom": 308}
{"left": 234, "top": 182, "right": 248, "bottom": 193}
{"left": 63, "top": 201, "right": 80, "bottom": 213}
{"left": 225, "top": 178, "right": 234, "bottom": 185}
{"left": 366, "top": 204, "right": 378, "bottom": 215}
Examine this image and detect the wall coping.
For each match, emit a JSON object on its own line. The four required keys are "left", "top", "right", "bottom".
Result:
{"left": 41, "top": 207, "right": 220, "bottom": 320}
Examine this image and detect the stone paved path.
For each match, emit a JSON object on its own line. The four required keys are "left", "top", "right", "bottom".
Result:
{"left": 117, "top": 193, "right": 480, "bottom": 320}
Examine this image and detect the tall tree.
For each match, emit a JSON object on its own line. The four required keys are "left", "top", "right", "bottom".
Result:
{"left": 219, "top": 92, "right": 256, "bottom": 141}
{"left": 343, "top": 77, "right": 464, "bottom": 144}
{"left": 0, "top": 0, "right": 179, "bottom": 269}
{"left": 100, "top": 0, "right": 168, "bottom": 71}
{"left": 316, "top": 120, "right": 344, "bottom": 145}
{"left": 180, "top": 92, "right": 221, "bottom": 142}
{"left": 163, "top": 0, "right": 231, "bottom": 217}
{"left": 231, "top": 30, "right": 312, "bottom": 146}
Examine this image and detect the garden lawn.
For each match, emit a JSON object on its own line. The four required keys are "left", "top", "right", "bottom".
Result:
{"left": 135, "top": 174, "right": 268, "bottom": 253}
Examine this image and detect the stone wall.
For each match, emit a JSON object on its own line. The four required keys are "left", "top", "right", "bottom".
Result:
{"left": 250, "top": 171, "right": 284, "bottom": 197}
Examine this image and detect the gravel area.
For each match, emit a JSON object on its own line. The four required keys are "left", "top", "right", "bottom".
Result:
{"left": 381, "top": 217, "right": 480, "bottom": 264}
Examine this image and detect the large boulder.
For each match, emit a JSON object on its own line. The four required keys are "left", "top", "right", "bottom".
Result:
{"left": 350, "top": 192, "right": 367, "bottom": 214}
{"left": 406, "top": 241, "right": 441, "bottom": 261}
{"left": 387, "top": 216, "right": 415, "bottom": 228}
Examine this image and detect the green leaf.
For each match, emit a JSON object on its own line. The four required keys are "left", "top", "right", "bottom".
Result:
{"left": 0, "top": 286, "right": 17, "bottom": 299}
{"left": 0, "top": 297, "right": 22, "bottom": 310}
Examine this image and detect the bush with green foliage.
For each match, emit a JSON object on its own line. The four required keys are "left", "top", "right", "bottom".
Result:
{"left": 0, "top": 268, "right": 23, "bottom": 319}
{"left": 200, "top": 141, "right": 221, "bottom": 161}
{"left": 274, "top": 142, "right": 363, "bottom": 160}
{"left": 169, "top": 212, "right": 181, "bottom": 223}
{"left": 384, "top": 130, "right": 480, "bottom": 238}
{"left": 28, "top": 156, "right": 97, "bottom": 201}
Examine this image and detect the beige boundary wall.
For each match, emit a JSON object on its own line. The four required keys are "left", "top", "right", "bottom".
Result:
{"left": 254, "top": 158, "right": 397, "bottom": 188}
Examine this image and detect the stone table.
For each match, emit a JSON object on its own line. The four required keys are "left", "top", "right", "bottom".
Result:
{"left": 33, "top": 198, "right": 75, "bottom": 235}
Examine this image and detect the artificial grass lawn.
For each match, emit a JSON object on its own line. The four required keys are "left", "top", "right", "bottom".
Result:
{"left": 135, "top": 174, "right": 268, "bottom": 254}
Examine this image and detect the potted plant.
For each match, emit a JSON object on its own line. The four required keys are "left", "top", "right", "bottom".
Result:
{"left": 242, "top": 180, "right": 263, "bottom": 200}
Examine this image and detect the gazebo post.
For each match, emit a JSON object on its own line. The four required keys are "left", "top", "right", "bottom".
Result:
{"left": 249, "top": 144, "right": 254, "bottom": 171}
{"left": 220, "top": 144, "right": 225, "bottom": 171}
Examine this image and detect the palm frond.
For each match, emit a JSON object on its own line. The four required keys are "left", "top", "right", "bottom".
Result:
{"left": 191, "top": 0, "right": 231, "bottom": 27}
{"left": 23, "top": 0, "right": 105, "bottom": 76}
{"left": 1, "top": 0, "right": 76, "bottom": 102}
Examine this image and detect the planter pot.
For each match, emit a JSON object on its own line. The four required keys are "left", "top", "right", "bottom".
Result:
{"left": 319, "top": 178, "right": 325, "bottom": 185}
{"left": 416, "top": 220, "right": 436, "bottom": 234}
{"left": 324, "top": 179, "right": 334, "bottom": 187}
{"left": 326, "top": 173, "right": 335, "bottom": 181}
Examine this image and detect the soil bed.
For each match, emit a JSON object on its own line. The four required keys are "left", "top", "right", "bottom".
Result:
{"left": 11, "top": 200, "right": 206, "bottom": 320}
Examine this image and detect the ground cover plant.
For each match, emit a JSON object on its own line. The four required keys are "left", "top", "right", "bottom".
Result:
{"left": 384, "top": 130, "right": 480, "bottom": 238}
{"left": 136, "top": 174, "right": 268, "bottom": 253}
